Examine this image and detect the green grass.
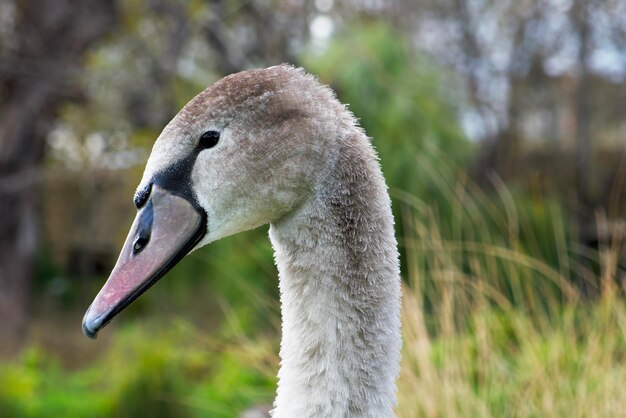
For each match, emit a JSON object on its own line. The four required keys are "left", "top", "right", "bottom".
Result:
{"left": 0, "top": 323, "right": 278, "bottom": 418}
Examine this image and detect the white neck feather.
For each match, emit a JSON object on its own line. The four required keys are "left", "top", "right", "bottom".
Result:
{"left": 268, "top": 130, "right": 401, "bottom": 417}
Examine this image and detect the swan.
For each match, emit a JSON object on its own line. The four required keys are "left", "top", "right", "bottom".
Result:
{"left": 82, "top": 65, "right": 401, "bottom": 417}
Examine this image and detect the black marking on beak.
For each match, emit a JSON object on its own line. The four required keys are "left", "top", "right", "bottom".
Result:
{"left": 134, "top": 183, "right": 153, "bottom": 209}
{"left": 132, "top": 200, "right": 153, "bottom": 255}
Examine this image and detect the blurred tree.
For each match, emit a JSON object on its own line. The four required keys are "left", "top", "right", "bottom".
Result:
{"left": 202, "top": 0, "right": 313, "bottom": 74}
{"left": 0, "top": 0, "right": 118, "bottom": 346}
{"left": 390, "top": 0, "right": 626, "bottom": 187}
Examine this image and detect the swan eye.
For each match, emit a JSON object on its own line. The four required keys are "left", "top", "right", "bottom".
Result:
{"left": 199, "top": 130, "right": 220, "bottom": 149}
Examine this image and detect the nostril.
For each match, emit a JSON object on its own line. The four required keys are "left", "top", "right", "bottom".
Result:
{"left": 133, "top": 236, "right": 149, "bottom": 255}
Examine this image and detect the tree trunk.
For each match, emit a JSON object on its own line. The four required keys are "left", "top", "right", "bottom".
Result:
{"left": 0, "top": 0, "right": 118, "bottom": 349}
{"left": 575, "top": 0, "right": 592, "bottom": 209}
{"left": 0, "top": 85, "right": 48, "bottom": 347}
{"left": 572, "top": 0, "right": 596, "bottom": 297}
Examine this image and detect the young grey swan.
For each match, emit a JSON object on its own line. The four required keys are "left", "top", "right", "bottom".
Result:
{"left": 82, "top": 65, "right": 401, "bottom": 417}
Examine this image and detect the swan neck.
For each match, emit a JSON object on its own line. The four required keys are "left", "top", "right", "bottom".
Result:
{"left": 269, "top": 132, "right": 401, "bottom": 417}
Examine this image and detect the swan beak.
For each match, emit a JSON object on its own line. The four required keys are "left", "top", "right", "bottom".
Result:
{"left": 82, "top": 184, "right": 206, "bottom": 339}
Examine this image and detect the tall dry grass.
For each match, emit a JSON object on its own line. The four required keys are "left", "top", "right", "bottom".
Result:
{"left": 395, "top": 153, "right": 626, "bottom": 418}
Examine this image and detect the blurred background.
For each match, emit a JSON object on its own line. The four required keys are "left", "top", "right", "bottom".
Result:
{"left": 1, "top": 0, "right": 626, "bottom": 416}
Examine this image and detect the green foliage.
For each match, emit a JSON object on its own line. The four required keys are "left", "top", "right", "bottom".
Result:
{"left": 303, "top": 22, "right": 472, "bottom": 198}
{"left": 0, "top": 325, "right": 277, "bottom": 418}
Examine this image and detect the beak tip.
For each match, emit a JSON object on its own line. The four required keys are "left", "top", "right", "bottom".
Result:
{"left": 82, "top": 321, "right": 99, "bottom": 339}
{"left": 82, "top": 307, "right": 100, "bottom": 339}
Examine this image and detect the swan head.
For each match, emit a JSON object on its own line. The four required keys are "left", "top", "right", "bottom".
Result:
{"left": 82, "top": 65, "right": 348, "bottom": 338}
